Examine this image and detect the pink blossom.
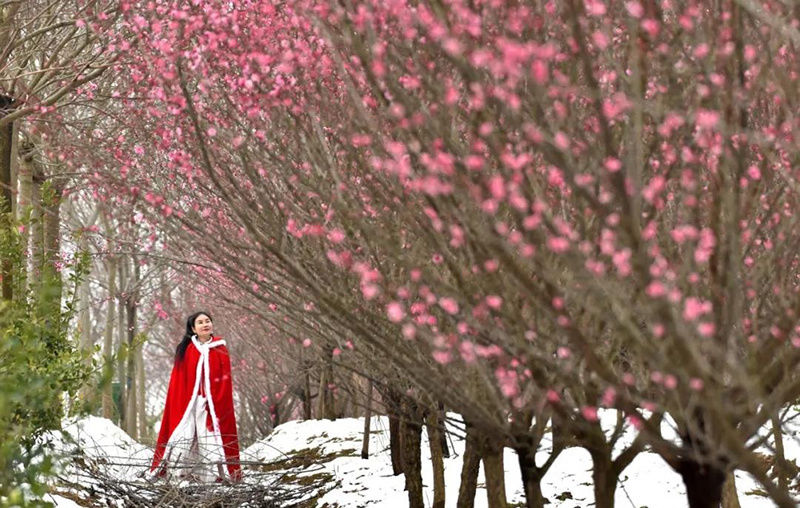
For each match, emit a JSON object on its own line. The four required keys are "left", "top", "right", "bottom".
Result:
{"left": 547, "top": 236, "right": 570, "bottom": 253}
{"left": 581, "top": 406, "right": 599, "bottom": 422}
{"left": 641, "top": 18, "right": 660, "bottom": 38}
{"left": 695, "top": 109, "right": 719, "bottom": 129}
{"left": 459, "top": 341, "right": 477, "bottom": 363}
{"left": 553, "top": 132, "right": 569, "bottom": 150}
{"left": 627, "top": 414, "right": 644, "bottom": 430}
{"left": 683, "top": 297, "right": 712, "bottom": 321}
{"left": 646, "top": 281, "right": 666, "bottom": 297}
{"left": 602, "top": 93, "right": 632, "bottom": 120}
{"left": 642, "top": 175, "right": 666, "bottom": 203}
{"left": 486, "top": 295, "right": 503, "bottom": 309}
{"left": 402, "top": 323, "right": 416, "bottom": 340}
{"left": 612, "top": 248, "right": 632, "bottom": 276}
{"left": 693, "top": 43, "right": 710, "bottom": 59}
{"left": 432, "top": 350, "right": 452, "bottom": 364}
{"left": 488, "top": 175, "right": 506, "bottom": 199}
{"left": 439, "top": 297, "right": 459, "bottom": 315}
{"left": 747, "top": 165, "right": 761, "bottom": 180}
{"left": 585, "top": 0, "right": 606, "bottom": 16}
{"left": 670, "top": 225, "right": 698, "bottom": 243}
{"left": 442, "top": 37, "right": 463, "bottom": 56}
{"left": 361, "top": 284, "right": 379, "bottom": 300}
{"left": 697, "top": 322, "right": 716, "bottom": 337}
{"left": 689, "top": 378, "right": 704, "bottom": 391}
{"left": 604, "top": 157, "right": 622, "bottom": 172}
{"left": 327, "top": 229, "right": 346, "bottom": 243}
{"left": 546, "top": 389, "right": 561, "bottom": 403}
{"left": 602, "top": 387, "right": 617, "bottom": 407}
{"left": 302, "top": 338, "right": 312, "bottom": 348}
{"left": 592, "top": 31, "right": 609, "bottom": 50}
{"left": 450, "top": 225, "right": 465, "bottom": 248}
{"left": 495, "top": 367, "right": 519, "bottom": 398}
{"left": 387, "top": 302, "right": 405, "bottom": 322}
{"left": 530, "top": 60, "right": 549, "bottom": 84}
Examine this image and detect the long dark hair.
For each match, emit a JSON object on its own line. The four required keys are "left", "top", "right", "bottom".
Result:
{"left": 175, "top": 311, "right": 213, "bottom": 362}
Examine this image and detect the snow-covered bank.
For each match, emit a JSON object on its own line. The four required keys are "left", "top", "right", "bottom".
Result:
{"left": 41, "top": 416, "right": 152, "bottom": 506}
{"left": 241, "top": 413, "right": 782, "bottom": 507}
{"left": 41, "top": 412, "right": 794, "bottom": 506}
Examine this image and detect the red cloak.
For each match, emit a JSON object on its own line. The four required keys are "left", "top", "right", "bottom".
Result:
{"left": 150, "top": 335, "right": 242, "bottom": 480}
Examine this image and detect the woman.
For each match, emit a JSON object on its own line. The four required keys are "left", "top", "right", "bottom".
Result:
{"left": 149, "top": 312, "right": 242, "bottom": 482}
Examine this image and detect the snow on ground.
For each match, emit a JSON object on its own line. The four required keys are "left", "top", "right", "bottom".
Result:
{"left": 40, "top": 415, "right": 152, "bottom": 507}
{"left": 241, "top": 412, "right": 785, "bottom": 507}
{"left": 39, "top": 411, "right": 798, "bottom": 507}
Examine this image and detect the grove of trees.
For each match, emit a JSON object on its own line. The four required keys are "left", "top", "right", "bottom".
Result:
{"left": 3, "top": 1, "right": 800, "bottom": 507}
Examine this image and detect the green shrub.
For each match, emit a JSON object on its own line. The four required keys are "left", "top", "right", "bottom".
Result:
{"left": 0, "top": 215, "right": 91, "bottom": 505}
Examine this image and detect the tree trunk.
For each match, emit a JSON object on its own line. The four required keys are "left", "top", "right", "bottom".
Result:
{"left": 771, "top": 414, "right": 787, "bottom": 494}
{"left": 116, "top": 260, "right": 127, "bottom": 426}
{"left": 40, "top": 177, "right": 64, "bottom": 316}
{"left": 29, "top": 163, "right": 43, "bottom": 290}
{"left": 426, "top": 408, "right": 446, "bottom": 508}
{"left": 302, "top": 358, "right": 312, "bottom": 420}
{"left": 0, "top": 95, "right": 15, "bottom": 301}
{"left": 124, "top": 258, "right": 139, "bottom": 439}
{"left": 481, "top": 433, "right": 508, "bottom": 508}
{"left": 125, "top": 294, "right": 138, "bottom": 439}
{"left": 15, "top": 140, "right": 33, "bottom": 293}
{"left": 137, "top": 342, "right": 147, "bottom": 440}
{"left": 101, "top": 256, "right": 116, "bottom": 420}
{"left": 15, "top": 140, "right": 32, "bottom": 221}
{"left": 401, "top": 400, "right": 424, "bottom": 508}
{"left": 676, "top": 458, "right": 726, "bottom": 508}
{"left": 77, "top": 232, "right": 92, "bottom": 403}
{"left": 439, "top": 401, "right": 450, "bottom": 458}
{"left": 317, "top": 348, "right": 336, "bottom": 420}
{"left": 457, "top": 423, "right": 481, "bottom": 508}
{"left": 590, "top": 451, "right": 617, "bottom": 508}
{"left": 361, "top": 380, "right": 373, "bottom": 459}
{"left": 721, "top": 471, "right": 741, "bottom": 508}
{"left": 387, "top": 389, "right": 405, "bottom": 475}
{"left": 516, "top": 443, "right": 546, "bottom": 508}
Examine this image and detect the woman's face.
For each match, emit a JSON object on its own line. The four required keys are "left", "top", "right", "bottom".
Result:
{"left": 192, "top": 314, "right": 213, "bottom": 337}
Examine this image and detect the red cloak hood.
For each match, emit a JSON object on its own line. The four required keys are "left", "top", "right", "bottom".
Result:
{"left": 150, "top": 335, "right": 241, "bottom": 480}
